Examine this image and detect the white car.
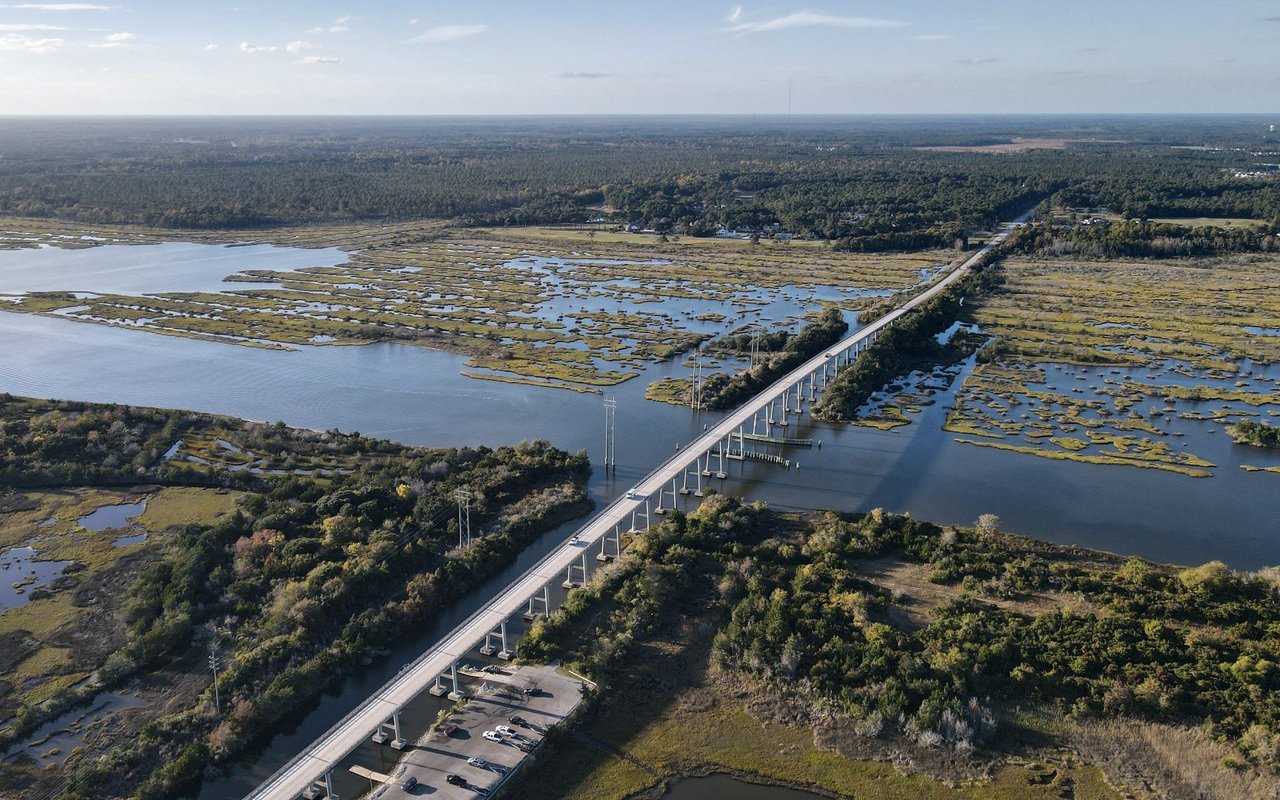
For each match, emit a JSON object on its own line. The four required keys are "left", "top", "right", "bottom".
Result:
{"left": 495, "top": 724, "right": 518, "bottom": 737}
{"left": 624, "top": 489, "right": 645, "bottom": 501}
{"left": 482, "top": 730, "right": 502, "bottom": 742}
{"left": 467, "top": 757, "right": 488, "bottom": 768}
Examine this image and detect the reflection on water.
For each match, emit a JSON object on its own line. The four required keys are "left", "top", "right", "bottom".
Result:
{"left": 78, "top": 499, "right": 146, "bottom": 531}
{"left": 0, "top": 242, "right": 347, "bottom": 296}
{"left": 0, "top": 546, "right": 73, "bottom": 610}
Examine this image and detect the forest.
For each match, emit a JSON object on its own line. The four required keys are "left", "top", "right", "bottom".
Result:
{"left": 0, "top": 116, "right": 1276, "bottom": 249}
{"left": 513, "top": 497, "right": 1280, "bottom": 800}
{"left": 0, "top": 397, "right": 591, "bottom": 800}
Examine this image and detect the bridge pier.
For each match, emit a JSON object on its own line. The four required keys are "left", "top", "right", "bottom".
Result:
{"left": 563, "top": 551, "right": 588, "bottom": 588}
{"left": 301, "top": 771, "right": 337, "bottom": 800}
{"left": 523, "top": 585, "right": 551, "bottom": 621}
{"left": 598, "top": 524, "right": 622, "bottom": 560}
{"left": 630, "top": 498, "right": 651, "bottom": 532}
{"left": 693, "top": 456, "right": 705, "bottom": 497}
{"left": 429, "top": 661, "right": 465, "bottom": 701}
{"left": 654, "top": 478, "right": 677, "bottom": 515}
{"left": 714, "top": 438, "right": 727, "bottom": 479}
{"left": 371, "top": 710, "right": 407, "bottom": 750}
{"left": 480, "top": 620, "right": 513, "bottom": 659}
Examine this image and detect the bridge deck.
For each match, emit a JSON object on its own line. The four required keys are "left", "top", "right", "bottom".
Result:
{"left": 246, "top": 221, "right": 1020, "bottom": 800}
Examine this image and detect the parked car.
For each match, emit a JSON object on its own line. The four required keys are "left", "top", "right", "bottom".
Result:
{"left": 446, "top": 774, "right": 467, "bottom": 786}
{"left": 401, "top": 776, "right": 417, "bottom": 790}
{"left": 467, "top": 757, "right": 488, "bottom": 768}
{"left": 507, "top": 715, "right": 527, "bottom": 726}
{"left": 495, "top": 725, "right": 517, "bottom": 737}
{"left": 482, "top": 730, "right": 502, "bottom": 742}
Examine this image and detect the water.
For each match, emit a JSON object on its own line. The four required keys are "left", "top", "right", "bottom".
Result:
{"left": 77, "top": 499, "right": 146, "bottom": 531}
{"left": 13, "top": 689, "right": 148, "bottom": 768}
{"left": 0, "top": 545, "right": 73, "bottom": 610}
{"left": 664, "top": 775, "right": 825, "bottom": 800}
{"left": 0, "top": 241, "right": 345, "bottom": 296}
{"left": 2, "top": 241, "right": 1279, "bottom": 797}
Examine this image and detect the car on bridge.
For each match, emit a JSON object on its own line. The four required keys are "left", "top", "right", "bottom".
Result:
{"left": 624, "top": 489, "right": 646, "bottom": 500}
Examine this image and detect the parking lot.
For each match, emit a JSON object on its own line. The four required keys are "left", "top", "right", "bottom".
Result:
{"left": 358, "top": 664, "right": 585, "bottom": 799}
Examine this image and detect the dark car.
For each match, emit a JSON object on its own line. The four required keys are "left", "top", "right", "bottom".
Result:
{"left": 446, "top": 774, "right": 467, "bottom": 786}
{"left": 508, "top": 715, "right": 527, "bottom": 726}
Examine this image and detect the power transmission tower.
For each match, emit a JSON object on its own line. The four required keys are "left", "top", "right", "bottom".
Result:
{"left": 208, "top": 644, "right": 222, "bottom": 714}
{"left": 454, "top": 488, "right": 471, "bottom": 548}
{"left": 603, "top": 397, "right": 617, "bottom": 471}
{"left": 690, "top": 356, "right": 704, "bottom": 411}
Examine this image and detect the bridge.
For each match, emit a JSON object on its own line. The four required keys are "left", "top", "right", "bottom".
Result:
{"left": 245, "top": 220, "right": 1021, "bottom": 800}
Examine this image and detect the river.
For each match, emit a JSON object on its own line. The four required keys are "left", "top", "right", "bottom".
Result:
{"left": 1, "top": 241, "right": 1278, "bottom": 798}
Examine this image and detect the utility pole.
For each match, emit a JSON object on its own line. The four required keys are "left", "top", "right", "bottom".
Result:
{"left": 208, "top": 644, "right": 222, "bottom": 714}
{"left": 454, "top": 488, "right": 471, "bottom": 549}
{"left": 691, "top": 356, "right": 704, "bottom": 411}
{"left": 603, "top": 397, "right": 617, "bottom": 472}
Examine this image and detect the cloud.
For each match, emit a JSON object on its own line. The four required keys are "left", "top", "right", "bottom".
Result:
{"left": 957, "top": 56, "right": 998, "bottom": 65}
{"left": 0, "top": 22, "right": 67, "bottom": 30}
{"left": 1075, "top": 46, "right": 1107, "bottom": 52}
{"left": 329, "top": 14, "right": 350, "bottom": 33}
{"left": 297, "top": 55, "right": 339, "bottom": 65}
{"left": 409, "top": 18, "right": 418, "bottom": 25}
{"left": 8, "top": 3, "right": 113, "bottom": 9}
{"left": 560, "top": 71, "right": 610, "bottom": 79}
{"left": 729, "top": 10, "right": 907, "bottom": 34}
{"left": 285, "top": 40, "right": 315, "bottom": 53}
{"left": 0, "top": 32, "right": 63, "bottom": 51}
{"left": 205, "top": 43, "right": 218, "bottom": 50}
{"left": 728, "top": 5, "right": 742, "bottom": 23}
{"left": 1264, "top": 16, "right": 1280, "bottom": 22}
{"left": 239, "top": 41, "right": 277, "bottom": 54}
{"left": 411, "top": 23, "right": 488, "bottom": 43}
{"left": 88, "top": 30, "right": 132, "bottom": 47}
{"left": 911, "top": 33, "right": 951, "bottom": 41}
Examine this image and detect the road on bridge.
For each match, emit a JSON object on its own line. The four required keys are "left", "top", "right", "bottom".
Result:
{"left": 245, "top": 216, "right": 1025, "bottom": 800}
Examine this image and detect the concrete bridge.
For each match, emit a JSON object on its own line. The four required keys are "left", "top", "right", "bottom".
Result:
{"left": 245, "top": 221, "right": 1020, "bottom": 800}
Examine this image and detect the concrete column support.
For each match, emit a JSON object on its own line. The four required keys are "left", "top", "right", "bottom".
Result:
{"left": 498, "top": 621, "right": 513, "bottom": 660}
{"left": 371, "top": 710, "right": 406, "bottom": 750}
{"left": 302, "top": 771, "right": 338, "bottom": 800}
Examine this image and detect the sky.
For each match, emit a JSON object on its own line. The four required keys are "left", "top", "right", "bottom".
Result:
{"left": 0, "top": 1, "right": 1278, "bottom": 115}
